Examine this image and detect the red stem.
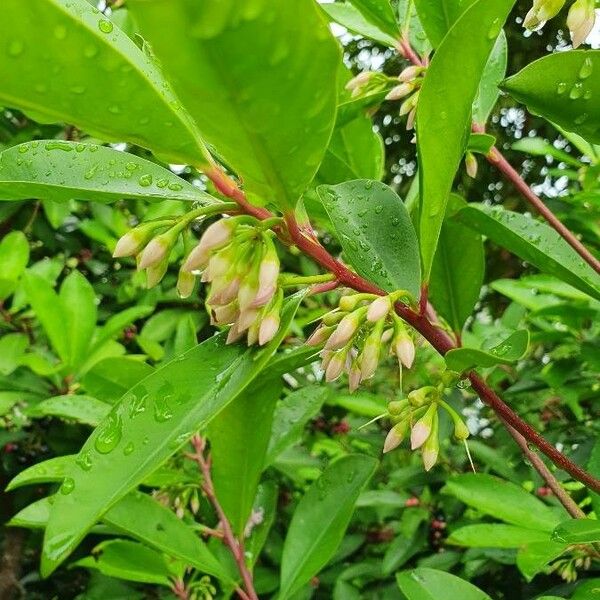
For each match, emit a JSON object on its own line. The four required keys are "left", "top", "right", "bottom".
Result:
{"left": 204, "top": 169, "right": 600, "bottom": 494}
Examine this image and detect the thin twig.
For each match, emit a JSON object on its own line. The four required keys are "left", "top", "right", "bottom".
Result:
{"left": 188, "top": 435, "right": 258, "bottom": 600}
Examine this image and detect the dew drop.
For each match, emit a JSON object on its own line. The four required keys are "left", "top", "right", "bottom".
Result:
{"left": 569, "top": 83, "right": 584, "bottom": 100}
{"left": 98, "top": 19, "right": 114, "bottom": 34}
{"left": 138, "top": 174, "right": 153, "bottom": 187}
{"left": 128, "top": 393, "right": 147, "bottom": 419}
{"left": 156, "top": 178, "right": 168, "bottom": 188}
{"left": 76, "top": 452, "right": 93, "bottom": 471}
{"left": 126, "top": 161, "right": 138, "bottom": 172}
{"left": 123, "top": 442, "right": 135, "bottom": 456}
{"left": 579, "top": 57, "right": 593, "bottom": 80}
{"left": 574, "top": 113, "right": 588, "bottom": 125}
{"left": 94, "top": 413, "right": 123, "bottom": 454}
{"left": 60, "top": 477, "right": 75, "bottom": 495}
{"left": 154, "top": 396, "right": 173, "bottom": 422}
{"left": 168, "top": 182, "right": 183, "bottom": 191}
{"left": 556, "top": 82, "right": 568, "bottom": 95}
{"left": 374, "top": 205, "right": 383, "bottom": 214}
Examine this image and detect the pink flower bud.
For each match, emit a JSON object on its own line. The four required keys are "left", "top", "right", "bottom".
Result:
{"left": 395, "top": 336, "right": 415, "bottom": 369}
{"left": 326, "top": 313, "right": 360, "bottom": 350}
{"left": 113, "top": 231, "right": 147, "bottom": 258}
{"left": 306, "top": 325, "right": 330, "bottom": 347}
{"left": 345, "top": 71, "right": 372, "bottom": 91}
{"left": 237, "top": 308, "right": 259, "bottom": 332}
{"left": 465, "top": 153, "right": 478, "bottom": 179}
{"left": 226, "top": 323, "right": 244, "bottom": 345}
{"left": 325, "top": 352, "right": 346, "bottom": 382}
{"left": 247, "top": 320, "right": 259, "bottom": 346}
{"left": 238, "top": 280, "right": 260, "bottom": 312}
{"left": 146, "top": 259, "right": 168, "bottom": 289}
{"left": 213, "top": 303, "right": 239, "bottom": 325}
{"left": 183, "top": 219, "right": 234, "bottom": 272}
{"left": 259, "top": 313, "right": 280, "bottom": 346}
{"left": 406, "top": 107, "right": 417, "bottom": 131}
{"left": 411, "top": 404, "right": 437, "bottom": 450}
{"left": 348, "top": 362, "right": 362, "bottom": 393}
{"left": 320, "top": 349, "right": 334, "bottom": 371}
{"left": 183, "top": 243, "right": 211, "bottom": 272}
{"left": 251, "top": 259, "right": 279, "bottom": 308}
{"left": 367, "top": 296, "right": 391, "bottom": 322}
{"left": 138, "top": 236, "right": 169, "bottom": 270}
{"left": 398, "top": 66, "right": 423, "bottom": 83}
{"left": 384, "top": 421, "right": 408, "bottom": 453}
{"left": 422, "top": 412, "right": 439, "bottom": 471}
{"left": 176, "top": 269, "right": 196, "bottom": 299}
{"left": 567, "top": 0, "right": 595, "bottom": 47}
{"left": 208, "top": 277, "right": 240, "bottom": 306}
{"left": 359, "top": 343, "right": 379, "bottom": 380}
{"left": 422, "top": 447, "right": 439, "bottom": 471}
{"left": 385, "top": 82, "right": 414, "bottom": 101}
{"left": 205, "top": 251, "right": 232, "bottom": 282}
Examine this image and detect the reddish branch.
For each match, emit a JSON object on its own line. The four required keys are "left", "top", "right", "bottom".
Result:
{"left": 205, "top": 168, "right": 600, "bottom": 495}
{"left": 188, "top": 435, "right": 257, "bottom": 600}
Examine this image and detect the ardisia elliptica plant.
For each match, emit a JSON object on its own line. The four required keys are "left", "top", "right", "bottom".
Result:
{"left": 0, "top": 0, "right": 599, "bottom": 599}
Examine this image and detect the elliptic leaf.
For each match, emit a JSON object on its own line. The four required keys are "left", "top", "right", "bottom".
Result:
{"left": 413, "top": 0, "right": 477, "bottom": 47}
{"left": 397, "top": 568, "right": 490, "bottom": 600}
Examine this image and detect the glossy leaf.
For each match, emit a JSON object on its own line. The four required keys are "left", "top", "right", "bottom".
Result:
{"left": 346, "top": 0, "right": 400, "bottom": 38}
{"left": 41, "top": 293, "right": 304, "bottom": 575}
{"left": 553, "top": 519, "right": 600, "bottom": 544}
{"left": 266, "top": 386, "right": 329, "bottom": 465}
{"left": 448, "top": 524, "right": 550, "bottom": 548}
{"left": 27, "top": 395, "right": 110, "bottom": 426}
{"left": 445, "top": 330, "right": 529, "bottom": 373}
{"left": 318, "top": 180, "right": 421, "bottom": 298}
{"left": 429, "top": 196, "right": 484, "bottom": 332}
{"left": 512, "top": 137, "right": 582, "bottom": 168}
{"left": 473, "top": 32, "right": 508, "bottom": 126}
{"left": 443, "top": 473, "right": 564, "bottom": 531}
{"left": 0, "top": 231, "right": 29, "bottom": 299}
{"left": 0, "top": 142, "right": 215, "bottom": 204}
{"left": 0, "top": 333, "right": 29, "bottom": 375}
{"left": 321, "top": 3, "right": 396, "bottom": 46}
{"left": 502, "top": 51, "right": 600, "bottom": 144}
{"left": 413, "top": 0, "right": 476, "bottom": 47}
{"left": 417, "top": 0, "right": 515, "bottom": 281}
{"left": 455, "top": 204, "right": 600, "bottom": 301}
{"left": 209, "top": 377, "right": 283, "bottom": 537}
{"left": 279, "top": 454, "right": 378, "bottom": 598}
{"left": 75, "top": 539, "right": 175, "bottom": 586}
{"left": 129, "top": 0, "right": 340, "bottom": 210}
{"left": 0, "top": 0, "right": 208, "bottom": 165}
{"left": 396, "top": 568, "right": 491, "bottom": 600}
{"left": 516, "top": 541, "right": 567, "bottom": 581}
{"left": 7, "top": 455, "right": 73, "bottom": 491}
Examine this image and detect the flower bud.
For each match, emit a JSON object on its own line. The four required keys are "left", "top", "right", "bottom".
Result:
{"left": 537, "top": 0, "right": 566, "bottom": 22}
{"left": 326, "top": 310, "right": 363, "bottom": 350}
{"left": 406, "top": 107, "right": 417, "bottom": 131}
{"left": 237, "top": 308, "right": 259, "bottom": 332}
{"left": 360, "top": 322, "right": 384, "bottom": 380}
{"left": 138, "top": 231, "right": 174, "bottom": 270}
{"left": 146, "top": 257, "right": 169, "bottom": 289}
{"left": 348, "top": 361, "right": 362, "bottom": 393}
{"left": 411, "top": 404, "right": 437, "bottom": 450}
{"left": 398, "top": 66, "right": 423, "bottom": 83}
{"left": 388, "top": 399, "right": 409, "bottom": 416}
{"left": 113, "top": 222, "right": 161, "bottom": 258}
{"left": 453, "top": 418, "right": 470, "bottom": 441}
{"left": 367, "top": 295, "right": 391, "bottom": 322}
{"left": 421, "top": 411, "right": 439, "bottom": 471}
{"left": 384, "top": 420, "right": 409, "bottom": 453}
{"left": 339, "top": 294, "right": 363, "bottom": 312}
{"left": 208, "top": 276, "right": 241, "bottom": 306}
{"left": 385, "top": 82, "right": 414, "bottom": 101}
{"left": 176, "top": 269, "right": 196, "bottom": 299}
{"left": 251, "top": 244, "right": 280, "bottom": 308}
{"left": 204, "top": 249, "right": 234, "bottom": 282}
{"left": 345, "top": 71, "right": 372, "bottom": 91}
{"left": 306, "top": 325, "right": 331, "bottom": 347}
{"left": 394, "top": 335, "right": 415, "bottom": 369}
{"left": 322, "top": 310, "right": 344, "bottom": 326}
{"left": 567, "top": 0, "right": 595, "bottom": 47}
{"left": 326, "top": 351, "right": 346, "bottom": 382}
{"left": 259, "top": 313, "right": 280, "bottom": 346}
{"left": 247, "top": 320, "right": 260, "bottom": 346}
{"left": 226, "top": 322, "right": 244, "bottom": 345}
{"left": 465, "top": 152, "right": 478, "bottom": 179}
{"left": 182, "top": 219, "right": 234, "bottom": 272}
{"left": 212, "top": 303, "right": 239, "bottom": 326}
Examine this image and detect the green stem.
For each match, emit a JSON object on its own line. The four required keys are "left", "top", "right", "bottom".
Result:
{"left": 280, "top": 273, "right": 335, "bottom": 287}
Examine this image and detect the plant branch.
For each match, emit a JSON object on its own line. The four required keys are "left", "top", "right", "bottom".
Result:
{"left": 189, "top": 435, "right": 257, "bottom": 600}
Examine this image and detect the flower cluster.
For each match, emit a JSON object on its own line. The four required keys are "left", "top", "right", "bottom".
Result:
{"left": 307, "top": 292, "right": 416, "bottom": 392}
{"left": 525, "top": 0, "right": 596, "bottom": 47}
{"left": 384, "top": 65, "right": 425, "bottom": 130}
{"left": 182, "top": 217, "right": 283, "bottom": 346}
{"left": 383, "top": 382, "right": 470, "bottom": 471}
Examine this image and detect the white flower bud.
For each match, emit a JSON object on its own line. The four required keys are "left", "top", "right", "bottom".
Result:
{"left": 259, "top": 313, "right": 280, "bottom": 346}
{"left": 326, "top": 312, "right": 361, "bottom": 350}
{"left": 395, "top": 336, "right": 415, "bottom": 369}
{"left": 398, "top": 66, "right": 423, "bottom": 83}
{"left": 385, "top": 82, "right": 414, "bottom": 101}
{"left": 359, "top": 343, "right": 379, "bottom": 380}
{"left": 345, "top": 71, "right": 372, "bottom": 91}
{"left": 421, "top": 412, "right": 439, "bottom": 471}
{"left": 183, "top": 219, "right": 234, "bottom": 272}
{"left": 113, "top": 231, "right": 146, "bottom": 258}
{"left": 367, "top": 296, "right": 391, "bottom": 322}
{"left": 384, "top": 421, "right": 408, "bottom": 453}
{"left": 567, "top": 0, "right": 595, "bottom": 47}
{"left": 138, "top": 236, "right": 169, "bottom": 270}
{"left": 208, "top": 277, "right": 240, "bottom": 306}
{"left": 411, "top": 404, "right": 437, "bottom": 450}
{"left": 465, "top": 152, "right": 478, "bottom": 179}
{"left": 306, "top": 325, "right": 330, "bottom": 347}
{"left": 237, "top": 308, "right": 259, "bottom": 332}
{"left": 146, "top": 259, "right": 168, "bottom": 289}
{"left": 325, "top": 352, "right": 346, "bottom": 382}
{"left": 226, "top": 322, "right": 244, "bottom": 345}
{"left": 251, "top": 258, "right": 279, "bottom": 308}
{"left": 213, "top": 303, "right": 239, "bottom": 325}
{"left": 348, "top": 362, "right": 362, "bottom": 393}
{"left": 406, "top": 107, "right": 417, "bottom": 131}
{"left": 247, "top": 320, "right": 260, "bottom": 346}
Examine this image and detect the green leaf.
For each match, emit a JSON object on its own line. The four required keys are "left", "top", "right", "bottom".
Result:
{"left": 444, "top": 330, "right": 529, "bottom": 372}
{"left": 0, "top": 230, "right": 29, "bottom": 299}
{"left": 467, "top": 133, "right": 496, "bottom": 155}
{"left": 279, "top": 454, "right": 378, "bottom": 598}
{"left": 7, "top": 455, "right": 73, "bottom": 491}
{"left": 396, "top": 568, "right": 491, "bottom": 600}
{"left": 321, "top": 3, "right": 396, "bottom": 46}
{"left": 417, "top": 0, "right": 515, "bottom": 281}
{"left": 552, "top": 519, "right": 600, "bottom": 544}
{"left": 129, "top": 0, "right": 340, "bottom": 210}
{"left": 23, "top": 272, "right": 69, "bottom": 363}
{"left": 318, "top": 180, "right": 421, "bottom": 298}
{"left": 266, "top": 386, "right": 329, "bottom": 465}
{"left": 502, "top": 51, "right": 600, "bottom": 144}
{"left": 60, "top": 271, "right": 97, "bottom": 371}
{"left": 413, "top": 0, "right": 477, "bottom": 47}
{"left": 430, "top": 196, "right": 484, "bottom": 332}
{"left": 454, "top": 204, "right": 600, "bottom": 301}
{"left": 346, "top": 0, "right": 400, "bottom": 38}
{"left": 512, "top": 137, "right": 582, "bottom": 168}
{"left": 27, "top": 395, "right": 110, "bottom": 426}
{"left": 209, "top": 377, "right": 283, "bottom": 537}
{"left": 0, "top": 0, "right": 208, "bottom": 165}
{"left": 246, "top": 481, "right": 279, "bottom": 567}
{"left": 0, "top": 333, "right": 29, "bottom": 375}
{"left": 473, "top": 32, "right": 508, "bottom": 125}
{"left": 75, "top": 539, "right": 175, "bottom": 586}
{"left": 0, "top": 142, "right": 215, "bottom": 204}
{"left": 447, "top": 524, "right": 550, "bottom": 548}
{"left": 516, "top": 541, "right": 567, "bottom": 581}
{"left": 443, "top": 473, "right": 564, "bottom": 531}
{"left": 41, "top": 293, "right": 304, "bottom": 575}
{"left": 90, "top": 306, "right": 155, "bottom": 355}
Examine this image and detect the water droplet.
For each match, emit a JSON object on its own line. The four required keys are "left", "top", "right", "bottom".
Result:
{"left": 84, "top": 164, "right": 99, "bottom": 180}
{"left": 569, "top": 83, "right": 584, "bottom": 100}
{"left": 138, "top": 174, "right": 153, "bottom": 187}
{"left": 128, "top": 393, "right": 147, "bottom": 419}
{"left": 108, "top": 104, "right": 121, "bottom": 114}
{"left": 154, "top": 396, "right": 173, "bottom": 422}
{"left": 346, "top": 470, "right": 356, "bottom": 483}
{"left": 168, "top": 182, "right": 183, "bottom": 191}
{"left": 98, "top": 19, "right": 114, "bottom": 34}
{"left": 156, "top": 178, "right": 168, "bottom": 188}
{"left": 60, "top": 477, "right": 75, "bottom": 495}
{"left": 374, "top": 205, "right": 383, "bottom": 214}
{"left": 7, "top": 40, "right": 24, "bottom": 57}
{"left": 123, "top": 442, "right": 134, "bottom": 456}
{"left": 364, "top": 181, "right": 373, "bottom": 190}
{"left": 94, "top": 413, "right": 123, "bottom": 454}
{"left": 18, "top": 144, "right": 29, "bottom": 154}
{"left": 391, "top": 217, "right": 400, "bottom": 226}
{"left": 556, "top": 82, "right": 568, "bottom": 95}
{"left": 579, "top": 57, "right": 593, "bottom": 80}
{"left": 76, "top": 452, "right": 93, "bottom": 471}
{"left": 89, "top": 145, "right": 99, "bottom": 153}
{"left": 75, "top": 143, "right": 86, "bottom": 153}
{"left": 126, "top": 161, "right": 138, "bottom": 172}
{"left": 584, "top": 90, "right": 592, "bottom": 100}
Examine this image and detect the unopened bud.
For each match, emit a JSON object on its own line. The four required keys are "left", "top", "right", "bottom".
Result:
{"left": 183, "top": 219, "right": 234, "bottom": 272}
{"left": 406, "top": 107, "right": 417, "bottom": 131}
{"left": 259, "top": 313, "right": 280, "bottom": 346}
{"left": 453, "top": 418, "right": 470, "bottom": 441}
{"left": 237, "top": 308, "right": 259, "bottom": 332}
{"left": 360, "top": 319, "right": 384, "bottom": 380}
{"left": 465, "top": 152, "right": 478, "bottom": 179}
{"left": 326, "top": 311, "right": 362, "bottom": 350}
{"left": 176, "top": 269, "right": 196, "bottom": 299}
{"left": 567, "top": 0, "right": 595, "bottom": 47}
{"left": 339, "top": 295, "right": 363, "bottom": 312}
{"left": 394, "top": 335, "right": 415, "bottom": 369}
{"left": 345, "top": 71, "right": 372, "bottom": 91}
{"left": 421, "top": 411, "right": 439, "bottom": 471}
{"left": 146, "top": 258, "right": 169, "bottom": 289}
{"left": 322, "top": 310, "right": 344, "bottom": 326}
{"left": 306, "top": 325, "right": 331, "bottom": 347}
{"left": 398, "top": 66, "right": 423, "bottom": 83}
{"left": 204, "top": 250, "right": 233, "bottom": 282}
{"left": 226, "top": 322, "right": 244, "bottom": 345}
{"left": 138, "top": 234, "right": 172, "bottom": 270}
{"left": 388, "top": 399, "right": 408, "bottom": 416}
{"left": 208, "top": 276, "right": 240, "bottom": 306}
{"left": 212, "top": 303, "right": 239, "bottom": 326}
{"left": 384, "top": 420, "right": 409, "bottom": 453}
{"left": 537, "top": 0, "right": 566, "bottom": 22}
{"left": 411, "top": 404, "right": 437, "bottom": 450}
{"left": 251, "top": 251, "right": 280, "bottom": 308}
{"left": 326, "top": 351, "right": 346, "bottom": 382}
{"left": 385, "top": 82, "right": 414, "bottom": 101}
{"left": 247, "top": 320, "right": 260, "bottom": 346}
{"left": 367, "top": 295, "right": 391, "bottom": 322}
{"left": 113, "top": 222, "right": 162, "bottom": 258}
